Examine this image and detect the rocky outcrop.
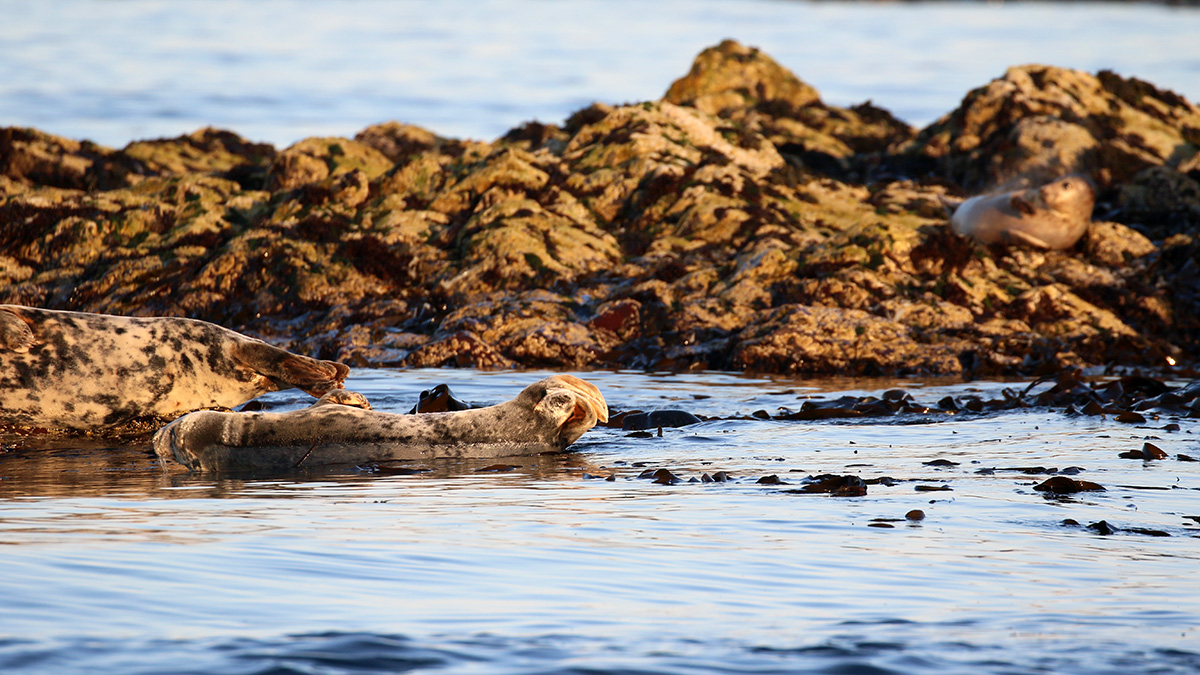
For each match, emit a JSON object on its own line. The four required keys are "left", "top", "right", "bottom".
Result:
{"left": 899, "top": 64, "right": 1200, "bottom": 191}
{"left": 2, "top": 40, "right": 1199, "bottom": 376}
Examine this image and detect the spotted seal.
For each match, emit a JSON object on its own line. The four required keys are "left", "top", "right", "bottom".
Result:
{"left": 945, "top": 175, "right": 1095, "bottom": 249}
{"left": 153, "top": 375, "right": 609, "bottom": 472}
{"left": 0, "top": 305, "right": 349, "bottom": 431}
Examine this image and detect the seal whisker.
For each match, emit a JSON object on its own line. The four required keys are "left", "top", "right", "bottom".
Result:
{"left": 295, "top": 444, "right": 320, "bottom": 468}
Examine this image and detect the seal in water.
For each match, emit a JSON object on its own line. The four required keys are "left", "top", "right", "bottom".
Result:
{"left": 944, "top": 175, "right": 1095, "bottom": 249}
{"left": 0, "top": 305, "right": 350, "bottom": 431}
{"left": 153, "top": 375, "right": 609, "bottom": 472}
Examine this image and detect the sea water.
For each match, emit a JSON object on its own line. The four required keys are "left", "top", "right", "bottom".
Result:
{"left": 2, "top": 369, "right": 1198, "bottom": 674}
{"left": 1, "top": 0, "right": 1198, "bottom": 147}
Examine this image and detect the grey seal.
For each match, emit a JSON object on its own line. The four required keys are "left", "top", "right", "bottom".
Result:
{"left": 153, "top": 375, "right": 609, "bottom": 473}
{"left": 945, "top": 175, "right": 1095, "bottom": 249}
{"left": 0, "top": 305, "right": 349, "bottom": 431}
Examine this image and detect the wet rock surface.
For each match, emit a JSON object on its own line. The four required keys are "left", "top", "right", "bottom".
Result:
{"left": 3, "top": 40, "right": 1200, "bottom": 376}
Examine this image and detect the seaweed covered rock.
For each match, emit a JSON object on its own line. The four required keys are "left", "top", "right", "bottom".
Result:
{"left": 1, "top": 41, "right": 1198, "bottom": 376}
{"left": 664, "top": 39, "right": 821, "bottom": 115}
{"left": 730, "top": 304, "right": 965, "bottom": 375}
{"left": 267, "top": 137, "right": 393, "bottom": 191}
{"left": 665, "top": 39, "right": 914, "bottom": 179}
{"left": 1, "top": 127, "right": 115, "bottom": 192}
{"left": 900, "top": 64, "right": 1200, "bottom": 193}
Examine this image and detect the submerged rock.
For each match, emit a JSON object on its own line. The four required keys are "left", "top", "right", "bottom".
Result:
{"left": 2, "top": 40, "right": 1199, "bottom": 375}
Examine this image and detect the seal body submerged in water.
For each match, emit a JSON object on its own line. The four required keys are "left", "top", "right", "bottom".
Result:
{"left": 154, "top": 375, "right": 609, "bottom": 473}
{"left": 0, "top": 305, "right": 349, "bottom": 431}
{"left": 946, "top": 175, "right": 1095, "bottom": 249}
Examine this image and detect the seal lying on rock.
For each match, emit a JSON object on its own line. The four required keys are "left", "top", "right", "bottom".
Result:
{"left": 945, "top": 175, "right": 1095, "bottom": 249}
{"left": 0, "top": 305, "right": 349, "bottom": 431}
{"left": 154, "top": 374, "right": 609, "bottom": 473}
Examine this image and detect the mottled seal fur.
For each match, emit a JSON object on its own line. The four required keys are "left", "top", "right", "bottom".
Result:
{"left": 153, "top": 375, "right": 609, "bottom": 473}
{"left": 945, "top": 175, "right": 1095, "bottom": 249}
{"left": 0, "top": 305, "right": 349, "bottom": 431}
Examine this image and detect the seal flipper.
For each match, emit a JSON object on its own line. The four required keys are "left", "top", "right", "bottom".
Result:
{"left": 1003, "top": 229, "right": 1053, "bottom": 249}
{"left": 0, "top": 309, "right": 35, "bottom": 352}
{"left": 938, "top": 194, "right": 963, "bottom": 218}
{"left": 233, "top": 340, "right": 350, "bottom": 397}
{"left": 1010, "top": 195, "right": 1038, "bottom": 216}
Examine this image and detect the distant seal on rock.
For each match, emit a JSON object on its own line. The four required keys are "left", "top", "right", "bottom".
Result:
{"left": 0, "top": 305, "right": 350, "bottom": 432}
{"left": 944, "top": 175, "right": 1095, "bottom": 249}
{"left": 154, "top": 375, "right": 609, "bottom": 472}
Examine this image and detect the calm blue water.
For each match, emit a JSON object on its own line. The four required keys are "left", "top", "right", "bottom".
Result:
{"left": 2, "top": 369, "right": 1199, "bottom": 674}
{"left": 1, "top": 1, "right": 1198, "bottom": 147}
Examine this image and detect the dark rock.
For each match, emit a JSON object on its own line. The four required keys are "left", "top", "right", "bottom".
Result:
{"left": 1127, "top": 527, "right": 1171, "bottom": 537}
{"left": 1034, "top": 476, "right": 1106, "bottom": 493}
{"left": 1119, "top": 442, "right": 1169, "bottom": 460}
{"left": 914, "top": 484, "right": 952, "bottom": 492}
{"left": 785, "top": 474, "right": 868, "bottom": 497}
{"left": 1141, "top": 442, "right": 1168, "bottom": 459}
{"left": 638, "top": 468, "right": 682, "bottom": 485}
{"left": 1001, "top": 466, "right": 1057, "bottom": 475}
{"left": 408, "top": 384, "right": 473, "bottom": 414}
{"left": 621, "top": 410, "right": 704, "bottom": 431}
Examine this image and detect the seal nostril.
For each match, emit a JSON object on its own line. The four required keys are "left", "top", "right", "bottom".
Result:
{"left": 566, "top": 403, "right": 588, "bottom": 425}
